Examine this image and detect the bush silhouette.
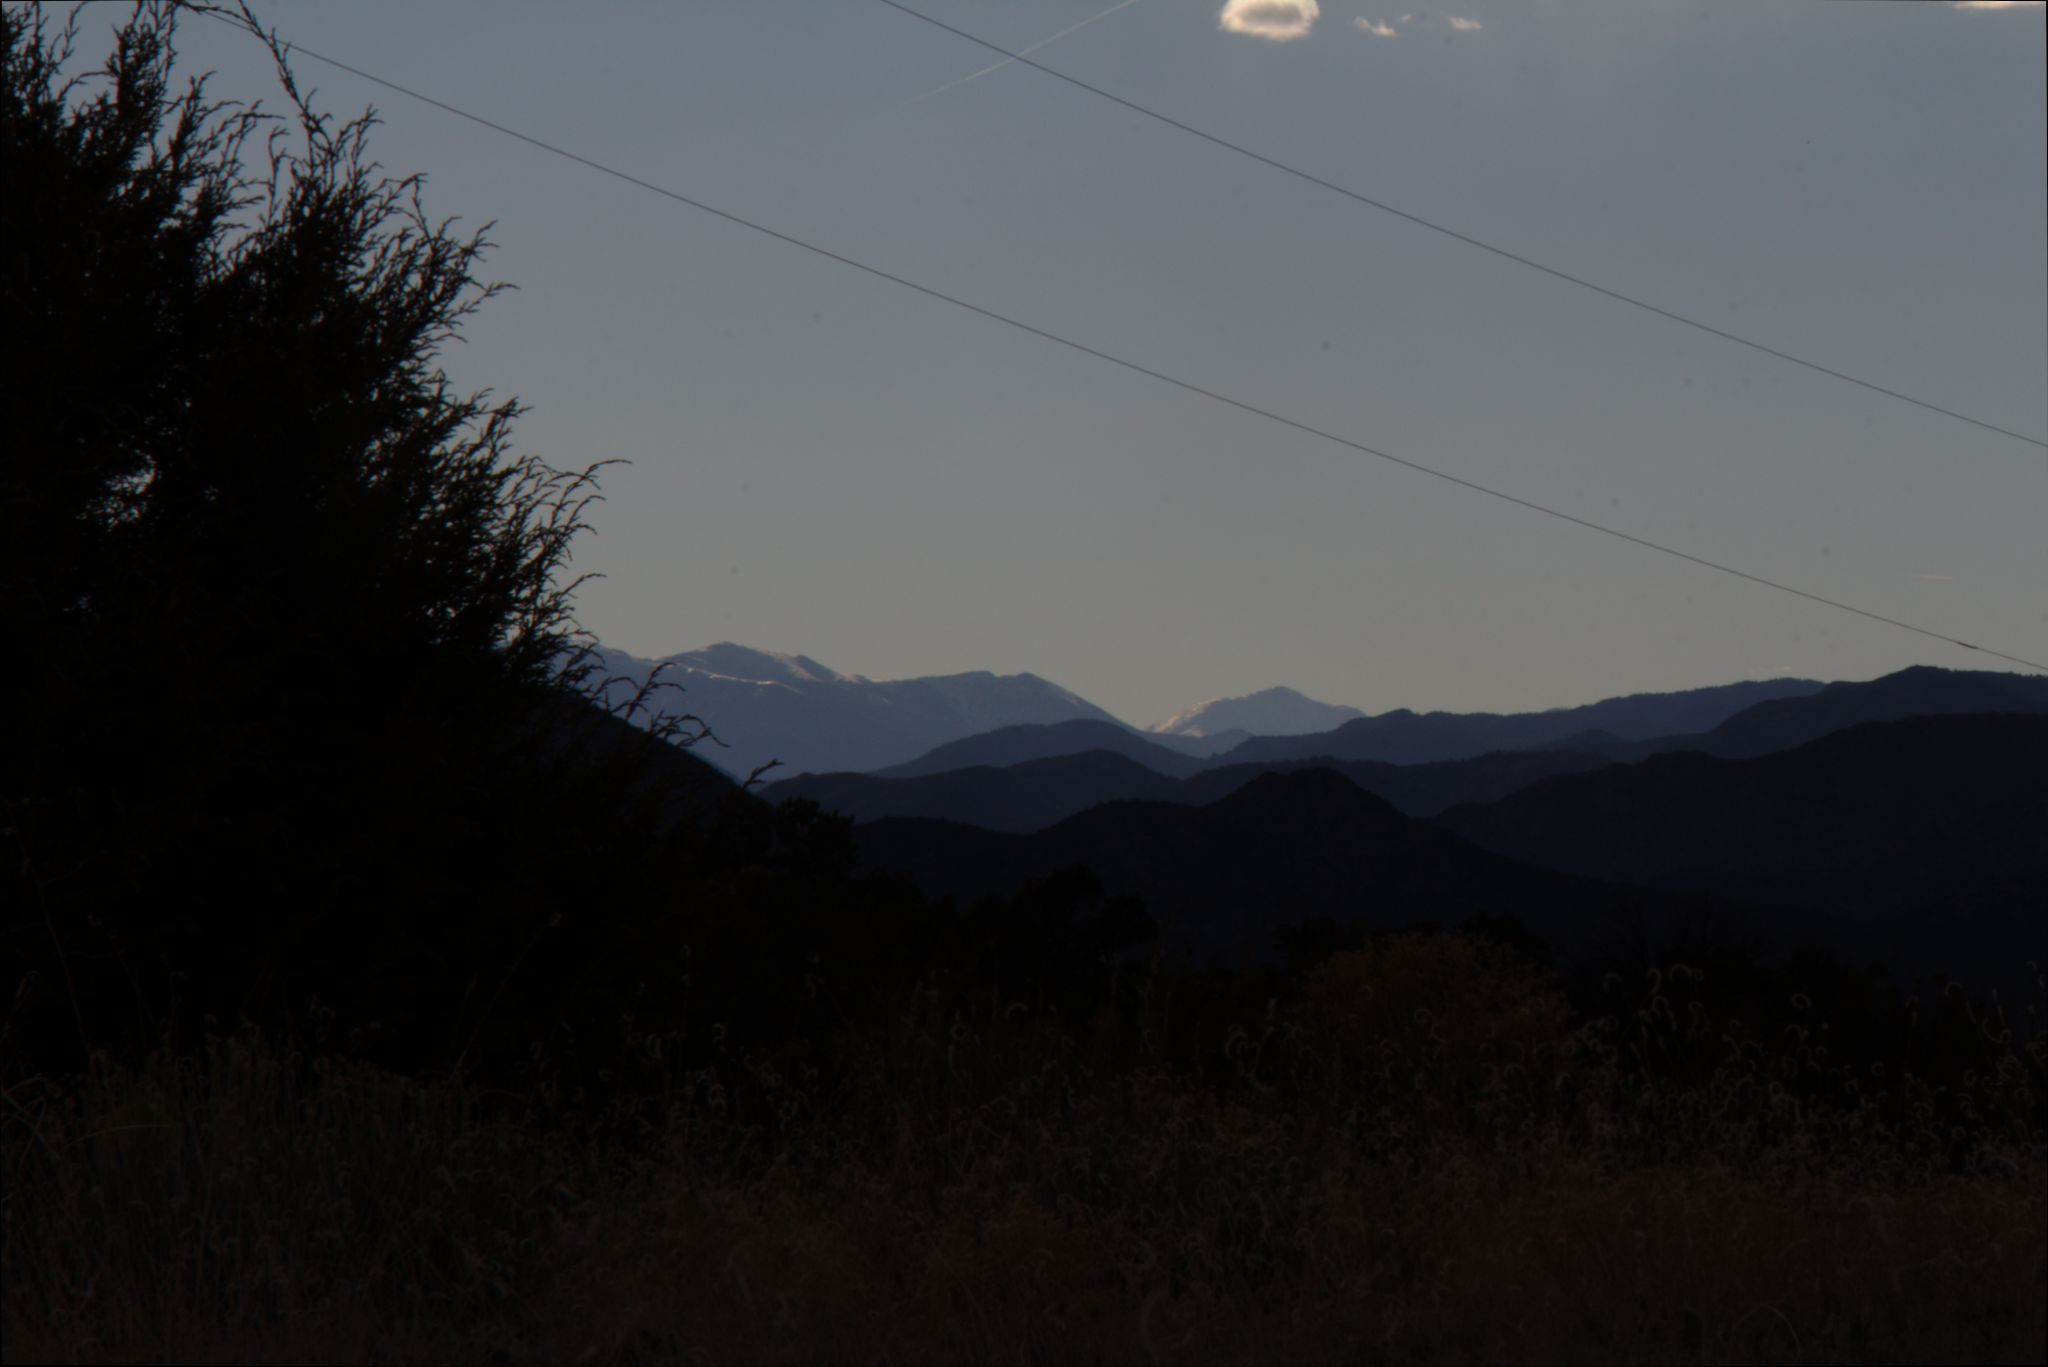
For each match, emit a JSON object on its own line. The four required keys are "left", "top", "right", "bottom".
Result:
{"left": 0, "top": 3, "right": 725, "bottom": 1082}
{"left": 1289, "top": 932, "right": 1573, "bottom": 1135}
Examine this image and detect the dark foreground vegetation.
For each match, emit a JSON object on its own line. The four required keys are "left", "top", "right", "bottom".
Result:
{"left": 5, "top": 7, "right": 2043, "bottom": 1363}
{"left": 8, "top": 934, "right": 2046, "bottom": 1365}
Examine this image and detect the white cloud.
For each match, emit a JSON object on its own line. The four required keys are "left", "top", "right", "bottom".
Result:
{"left": 1399, "top": 13, "right": 1414, "bottom": 22}
{"left": 1356, "top": 17, "right": 1397, "bottom": 37}
{"left": 1952, "top": 2, "right": 2044, "bottom": 10}
{"left": 1448, "top": 15, "right": 1483, "bottom": 31}
{"left": 1219, "top": 0, "right": 1320, "bottom": 41}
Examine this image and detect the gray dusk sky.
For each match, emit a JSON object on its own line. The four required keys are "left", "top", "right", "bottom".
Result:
{"left": 165, "top": 0, "right": 2045, "bottom": 725}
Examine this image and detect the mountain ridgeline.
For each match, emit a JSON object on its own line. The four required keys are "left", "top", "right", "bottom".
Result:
{"left": 593, "top": 643, "right": 1126, "bottom": 779}
{"left": 1148, "top": 685, "right": 1365, "bottom": 740}
{"left": 874, "top": 719, "right": 1209, "bottom": 780}
{"left": 1214, "top": 675, "right": 1827, "bottom": 766}
{"left": 849, "top": 713, "right": 2047, "bottom": 991}
{"left": 852, "top": 768, "right": 1628, "bottom": 969}
{"left": 765, "top": 665, "right": 2048, "bottom": 996}
{"left": 599, "top": 648, "right": 1836, "bottom": 782}
{"left": 765, "top": 665, "right": 2048, "bottom": 826}
{"left": 575, "top": 648, "right": 2045, "bottom": 993}
{"left": 605, "top": 652, "right": 2048, "bottom": 788}
{"left": 771, "top": 745, "right": 1614, "bottom": 831}
{"left": 1435, "top": 713, "right": 2048, "bottom": 918}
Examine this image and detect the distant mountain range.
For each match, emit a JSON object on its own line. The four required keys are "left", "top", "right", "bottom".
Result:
{"left": 873, "top": 719, "right": 1207, "bottom": 780}
{"left": 768, "top": 665, "right": 2048, "bottom": 830}
{"left": 1149, "top": 686, "right": 1364, "bottom": 739}
{"left": 853, "top": 769, "right": 1626, "bottom": 967}
{"left": 590, "top": 641, "right": 2048, "bottom": 828}
{"left": 1640, "top": 664, "right": 2048, "bottom": 761}
{"left": 1434, "top": 713, "right": 2048, "bottom": 988}
{"left": 1217, "top": 676, "right": 1825, "bottom": 766}
{"left": 851, "top": 713, "right": 2048, "bottom": 987}
{"left": 589, "top": 644, "right": 1124, "bottom": 779}
{"left": 768, "top": 745, "right": 1611, "bottom": 830}
{"left": 594, "top": 641, "right": 1844, "bottom": 780}
{"left": 590, "top": 647, "right": 1391, "bottom": 777}
{"left": 569, "top": 655, "right": 2046, "bottom": 994}
{"left": 863, "top": 673, "right": 1829, "bottom": 779}
{"left": 1435, "top": 713, "right": 2048, "bottom": 914}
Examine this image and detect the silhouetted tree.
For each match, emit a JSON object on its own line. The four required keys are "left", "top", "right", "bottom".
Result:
{"left": 0, "top": 3, "right": 690, "bottom": 1074}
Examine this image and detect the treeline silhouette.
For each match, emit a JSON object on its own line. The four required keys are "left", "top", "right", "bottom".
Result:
{"left": 1, "top": 1, "right": 785, "bottom": 1087}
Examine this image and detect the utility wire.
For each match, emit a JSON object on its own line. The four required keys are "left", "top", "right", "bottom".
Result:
{"left": 903, "top": 0, "right": 1144, "bottom": 106}
{"left": 877, "top": 0, "right": 2048, "bottom": 453}
{"left": 202, "top": 14, "right": 2047, "bottom": 673}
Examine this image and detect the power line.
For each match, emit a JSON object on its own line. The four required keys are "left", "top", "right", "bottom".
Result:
{"left": 877, "top": 0, "right": 2048, "bottom": 454}
{"left": 200, "top": 13, "right": 2047, "bottom": 674}
{"left": 903, "top": 0, "right": 1144, "bottom": 106}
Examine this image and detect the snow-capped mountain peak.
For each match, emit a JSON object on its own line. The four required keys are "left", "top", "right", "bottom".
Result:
{"left": 589, "top": 644, "right": 1125, "bottom": 778}
{"left": 1150, "top": 686, "right": 1365, "bottom": 739}
{"left": 659, "top": 643, "right": 848, "bottom": 689}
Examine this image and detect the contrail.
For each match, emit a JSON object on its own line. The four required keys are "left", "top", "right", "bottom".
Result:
{"left": 903, "top": 0, "right": 1145, "bottom": 106}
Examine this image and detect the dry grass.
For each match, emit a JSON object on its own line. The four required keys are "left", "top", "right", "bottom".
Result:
{"left": 6, "top": 936, "right": 2044, "bottom": 1365}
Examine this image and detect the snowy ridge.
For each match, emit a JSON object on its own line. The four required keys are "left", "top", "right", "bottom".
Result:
{"left": 1150, "top": 686, "right": 1365, "bottom": 739}
{"left": 589, "top": 644, "right": 1125, "bottom": 779}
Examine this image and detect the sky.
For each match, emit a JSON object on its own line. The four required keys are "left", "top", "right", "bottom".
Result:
{"left": 152, "top": 0, "right": 2046, "bottom": 725}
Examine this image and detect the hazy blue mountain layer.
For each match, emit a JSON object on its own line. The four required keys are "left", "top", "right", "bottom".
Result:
{"left": 852, "top": 715, "right": 2046, "bottom": 993}
{"left": 853, "top": 769, "right": 1627, "bottom": 967}
{"left": 1434, "top": 713, "right": 2048, "bottom": 911}
{"left": 1514, "top": 666, "right": 2048, "bottom": 764}
{"left": 874, "top": 719, "right": 1207, "bottom": 780}
{"left": 1149, "top": 686, "right": 1364, "bottom": 739}
{"left": 870, "top": 673, "right": 1827, "bottom": 778}
{"left": 1216, "top": 676, "right": 1825, "bottom": 766}
{"left": 1434, "top": 713, "right": 2047, "bottom": 990}
{"left": 766, "top": 745, "right": 1613, "bottom": 831}
{"left": 590, "top": 644, "right": 1124, "bottom": 778}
